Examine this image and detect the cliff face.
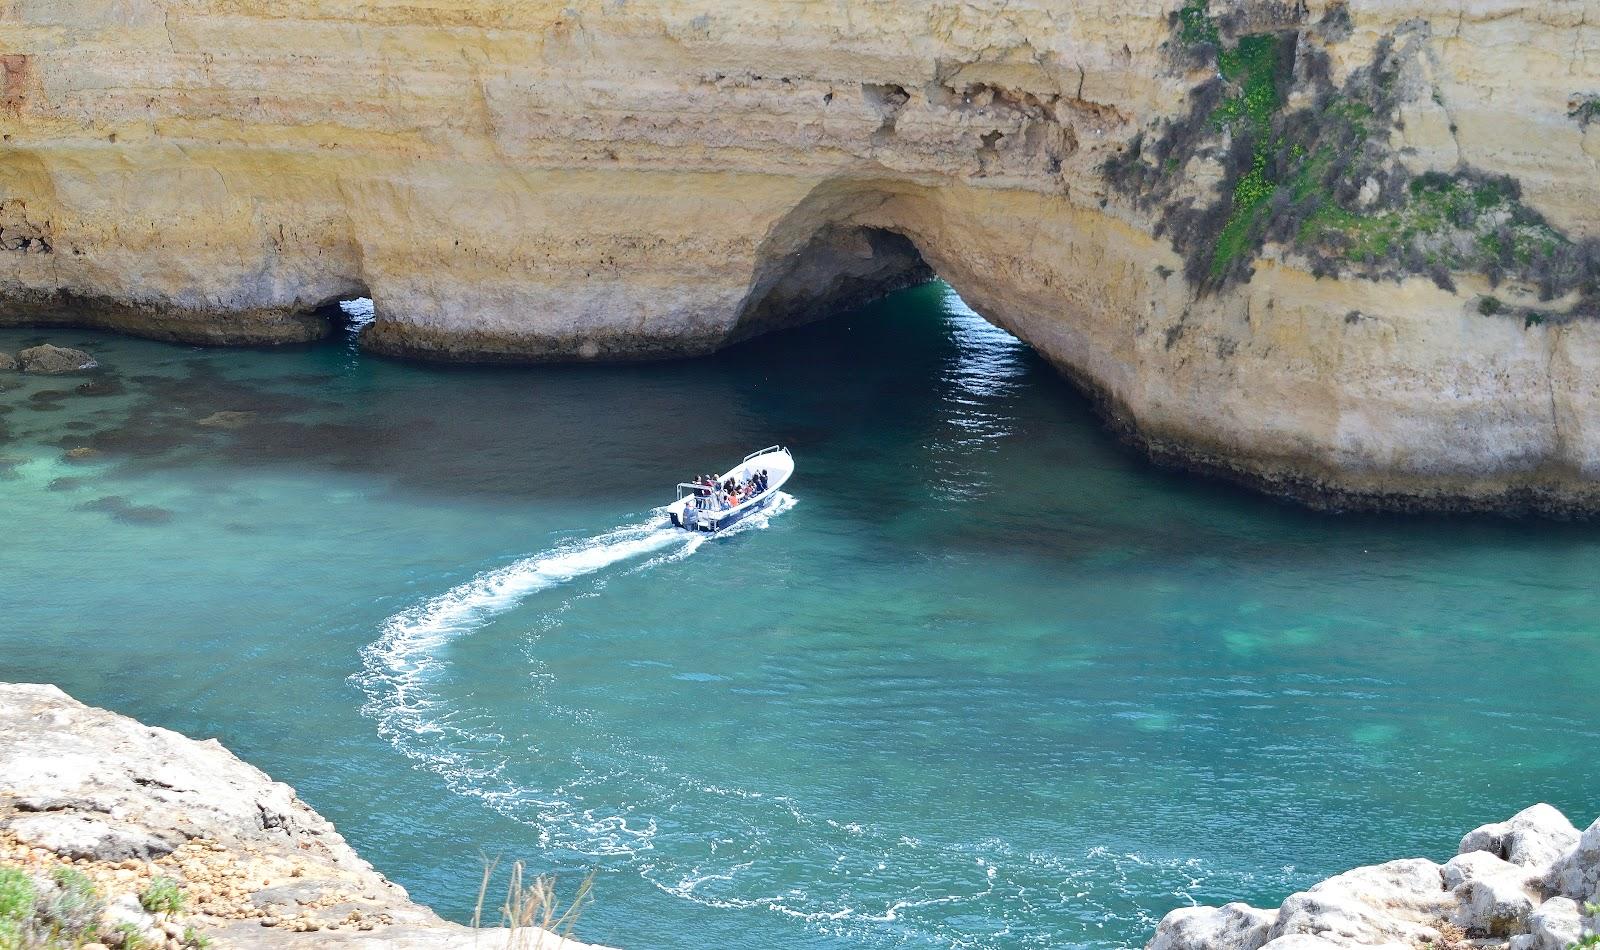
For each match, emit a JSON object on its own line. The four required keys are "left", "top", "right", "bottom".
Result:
{"left": 2, "top": 1, "right": 1599, "bottom": 510}
{"left": 0, "top": 683, "right": 604, "bottom": 948}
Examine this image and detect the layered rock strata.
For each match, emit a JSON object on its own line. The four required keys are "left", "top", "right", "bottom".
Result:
{"left": 0, "top": 683, "right": 604, "bottom": 949}
{"left": 1148, "top": 803, "right": 1600, "bottom": 950}
{"left": 2, "top": 2, "right": 1600, "bottom": 509}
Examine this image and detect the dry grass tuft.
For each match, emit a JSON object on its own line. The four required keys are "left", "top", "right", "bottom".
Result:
{"left": 472, "top": 857, "right": 596, "bottom": 949}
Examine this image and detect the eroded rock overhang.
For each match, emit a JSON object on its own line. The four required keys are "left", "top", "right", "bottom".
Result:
{"left": 2, "top": 1, "right": 1599, "bottom": 511}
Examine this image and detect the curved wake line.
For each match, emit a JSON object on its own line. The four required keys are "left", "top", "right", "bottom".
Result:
{"left": 354, "top": 514, "right": 681, "bottom": 741}
{"left": 352, "top": 493, "right": 796, "bottom": 753}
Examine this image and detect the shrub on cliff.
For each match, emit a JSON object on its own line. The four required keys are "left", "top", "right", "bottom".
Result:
{"left": 40, "top": 867, "right": 102, "bottom": 942}
{"left": 1111, "top": 0, "right": 1600, "bottom": 309}
{"left": 137, "top": 877, "right": 182, "bottom": 916}
{"left": 0, "top": 867, "right": 38, "bottom": 948}
{"left": 0, "top": 868, "right": 35, "bottom": 924}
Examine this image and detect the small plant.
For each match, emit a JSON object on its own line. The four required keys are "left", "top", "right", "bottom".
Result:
{"left": 1569, "top": 901, "right": 1600, "bottom": 949}
{"left": 139, "top": 876, "right": 184, "bottom": 916}
{"left": 1478, "top": 296, "right": 1503, "bottom": 316}
{"left": 0, "top": 917, "right": 24, "bottom": 950}
{"left": 41, "top": 865, "right": 102, "bottom": 938}
{"left": 1177, "top": 0, "right": 1220, "bottom": 49}
{"left": 0, "top": 867, "right": 35, "bottom": 925}
{"left": 116, "top": 921, "right": 149, "bottom": 950}
{"left": 1525, "top": 312, "right": 1545, "bottom": 328}
{"left": 181, "top": 925, "right": 211, "bottom": 948}
{"left": 1571, "top": 95, "right": 1600, "bottom": 128}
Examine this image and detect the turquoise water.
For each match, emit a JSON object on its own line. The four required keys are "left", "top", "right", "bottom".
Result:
{"left": 2, "top": 283, "right": 1597, "bottom": 949}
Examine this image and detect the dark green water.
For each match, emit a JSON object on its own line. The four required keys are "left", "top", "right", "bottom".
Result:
{"left": 1, "top": 283, "right": 1596, "bottom": 949}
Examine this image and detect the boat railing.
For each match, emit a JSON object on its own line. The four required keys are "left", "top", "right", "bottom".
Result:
{"left": 743, "top": 445, "right": 785, "bottom": 463}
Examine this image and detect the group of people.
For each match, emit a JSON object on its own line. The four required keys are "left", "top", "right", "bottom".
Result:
{"left": 685, "top": 469, "right": 771, "bottom": 515}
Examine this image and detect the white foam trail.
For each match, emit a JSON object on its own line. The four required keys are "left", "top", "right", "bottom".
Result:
{"left": 355, "top": 513, "right": 686, "bottom": 743}
{"left": 354, "top": 493, "right": 797, "bottom": 760}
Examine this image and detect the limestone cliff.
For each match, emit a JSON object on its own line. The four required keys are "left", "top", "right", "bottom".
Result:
{"left": 2, "top": 1, "right": 1599, "bottom": 511}
{"left": 0, "top": 683, "right": 605, "bottom": 949}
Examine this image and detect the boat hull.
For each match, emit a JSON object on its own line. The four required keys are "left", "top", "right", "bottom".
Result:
{"left": 668, "top": 447, "right": 792, "bottom": 533}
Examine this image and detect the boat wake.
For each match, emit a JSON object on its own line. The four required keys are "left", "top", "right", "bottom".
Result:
{"left": 353, "top": 494, "right": 795, "bottom": 772}
{"left": 347, "top": 487, "right": 1293, "bottom": 947}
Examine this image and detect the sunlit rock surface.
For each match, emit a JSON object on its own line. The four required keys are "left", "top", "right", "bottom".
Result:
{"left": 1147, "top": 804, "right": 1600, "bottom": 950}
{"left": 0, "top": 683, "right": 606, "bottom": 949}
{"left": 2, "top": 1, "right": 1600, "bottom": 510}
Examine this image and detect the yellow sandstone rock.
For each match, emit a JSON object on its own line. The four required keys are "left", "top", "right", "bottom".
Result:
{"left": 1, "top": 1, "right": 1598, "bottom": 509}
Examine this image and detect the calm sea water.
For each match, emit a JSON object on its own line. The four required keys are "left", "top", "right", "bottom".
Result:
{"left": 2, "top": 283, "right": 1597, "bottom": 949}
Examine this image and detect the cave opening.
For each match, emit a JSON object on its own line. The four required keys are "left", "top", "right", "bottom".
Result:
{"left": 729, "top": 179, "right": 1036, "bottom": 368}
{"left": 308, "top": 290, "right": 376, "bottom": 344}
{"left": 733, "top": 224, "right": 939, "bottom": 344}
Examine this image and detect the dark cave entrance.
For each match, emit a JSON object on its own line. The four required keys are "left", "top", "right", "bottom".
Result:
{"left": 732, "top": 224, "right": 937, "bottom": 343}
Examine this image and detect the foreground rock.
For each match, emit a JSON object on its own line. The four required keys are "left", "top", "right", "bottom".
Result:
{"left": 17, "top": 344, "right": 97, "bottom": 374}
{"left": 0, "top": 351, "right": 16, "bottom": 371}
{"left": 0, "top": 683, "right": 607, "bottom": 949}
{"left": 1148, "top": 804, "right": 1599, "bottom": 950}
{"left": 3, "top": 2, "right": 1600, "bottom": 512}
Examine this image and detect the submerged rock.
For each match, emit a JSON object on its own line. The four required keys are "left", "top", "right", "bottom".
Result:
{"left": 195, "top": 410, "right": 256, "bottom": 429}
{"left": 18, "top": 344, "right": 98, "bottom": 374}
{"left": 1148, "top": 804, "right": 1600, "bottom": 950}
{"left": 74, "top": 377, "right": 124, "bottom": 397}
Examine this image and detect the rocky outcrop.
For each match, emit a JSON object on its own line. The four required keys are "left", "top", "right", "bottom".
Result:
{"left": 0, "top": 683, "right": 605, "bottom": 949}
{"left": 16, "top": 344, "right": 96, "bottom": 374}
{"left": 2, "top": 2, "right": 1600, "bottom": 510}
{"left": 1147, "top": 804, "right": 1600, "bottom": 950}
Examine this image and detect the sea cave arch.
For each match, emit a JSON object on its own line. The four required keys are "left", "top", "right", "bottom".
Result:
{"left": 730, "top": 178, "right": 1125, "bottom": 404}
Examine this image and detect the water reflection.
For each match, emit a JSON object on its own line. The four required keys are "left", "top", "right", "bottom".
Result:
{"left": 929, "top": 286, "right": 1027, "bottom": 500}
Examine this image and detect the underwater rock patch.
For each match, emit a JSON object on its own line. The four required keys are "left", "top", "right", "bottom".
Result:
{"left": 76, "top": 494, "right": 174, "bottom": 524}
{"left": 195, "top": 410, "right": 256, "bottom": 429}
{"left": 74, "top": 376, "right": 123, "bottom": 397}
{"left": 18, "top": 344, "right": 97, "bottom": 374}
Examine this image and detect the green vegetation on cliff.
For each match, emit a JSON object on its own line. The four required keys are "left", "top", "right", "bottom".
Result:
{"left": 1209, "top": 33, "right": 1282, "bottom": 278}
{"left": 1108, "top": 0, "right": 1600, "bottom": 314}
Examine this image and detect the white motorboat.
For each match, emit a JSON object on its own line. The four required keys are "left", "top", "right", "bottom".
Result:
{"left": 668, "top": 446, "right": 794, "bottom": 533}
